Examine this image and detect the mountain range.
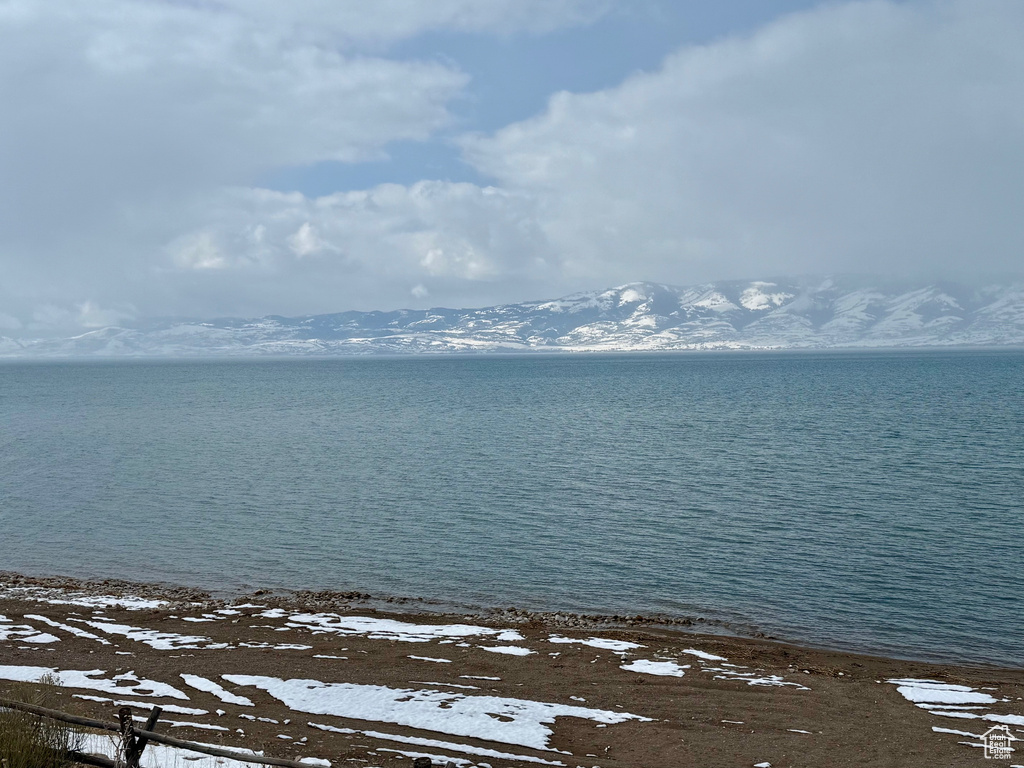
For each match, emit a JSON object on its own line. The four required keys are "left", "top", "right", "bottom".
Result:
{"left": 3, "top": 277, "right": 1023, "bottom": 357}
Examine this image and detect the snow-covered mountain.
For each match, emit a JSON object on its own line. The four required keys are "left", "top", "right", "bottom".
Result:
{"left": 4, "top": 277, "right": 1024, "bottom": 357}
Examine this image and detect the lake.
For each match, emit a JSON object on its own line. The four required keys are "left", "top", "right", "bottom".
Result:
{"left": 1, "top": 350, "right": 1021, "bottom": 666}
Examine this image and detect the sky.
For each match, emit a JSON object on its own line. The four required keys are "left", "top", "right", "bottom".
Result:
{"left": 1, "top": 0, "right": 1022, "bottom": 335}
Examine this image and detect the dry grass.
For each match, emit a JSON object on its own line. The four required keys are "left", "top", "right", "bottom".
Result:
{"left": 0, "top": 674, "right": 81, "bottom": 768}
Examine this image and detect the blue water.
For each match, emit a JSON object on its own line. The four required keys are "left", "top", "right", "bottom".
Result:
{"left": 1, "top": 351, "right": 1021, "bottom": 666}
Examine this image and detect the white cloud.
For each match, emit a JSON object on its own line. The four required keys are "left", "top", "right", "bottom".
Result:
{"left": 288, "top": 223, "right": 328, "bottom": 259}
{"left": 169, "top": 0, "right": 1024, "bottom": 317}
{"left": 171, "top": 232, "right": 230, "bottom": 271}
{"left": 0, "top": 3, "right": 470, "bottom": 192}
{"left": 147, "top": 182, "right": 556, "bottom": 316}
{"left": 463, "top": 0, "right": 1024, "bottom": 285}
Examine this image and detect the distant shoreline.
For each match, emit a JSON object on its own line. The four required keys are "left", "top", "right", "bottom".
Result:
{"left": 3, "top": 344, "right": 1024, "bottom": 363}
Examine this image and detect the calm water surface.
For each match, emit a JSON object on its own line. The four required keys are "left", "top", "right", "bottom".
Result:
{"left": 1, "top": 351, "right": 1021, "bottom": 666}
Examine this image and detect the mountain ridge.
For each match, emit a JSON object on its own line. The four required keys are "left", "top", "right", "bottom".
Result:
{"left": 4, "top": 276, "right": 1024, "bottom": 357}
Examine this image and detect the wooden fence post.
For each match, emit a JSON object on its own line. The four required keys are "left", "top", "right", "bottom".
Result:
{"left": 134, "top": 705, "right": 163, "bottom": 757}
{"left": 116, "top": 707, "right": 139, "bottom": 768}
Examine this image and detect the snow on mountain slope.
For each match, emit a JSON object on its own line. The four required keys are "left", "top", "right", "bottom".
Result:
{"left": 4, "top": 278, "right": 1023, "bottom": 357}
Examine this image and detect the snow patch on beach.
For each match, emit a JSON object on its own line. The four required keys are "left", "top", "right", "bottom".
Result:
{"left": 705, "top": 667, "right": 809, "bottom": 689}
{"left": 480, "top": 645, "right": 535, "bottom": 656}
{"left": 272, "top": 612, "right": 524, "bottom": 644}
{"left": 27, "top": 615, "right": 308, "bottom": 652}
{"left": 548, "top": 636, "right": 643, "bottom": 653}
{"left": 656, "top": 648, "right": 810, "bottom": 690}
{"left": 78, "top": 733, "right": 328, "bottom": 768}
{"left": 0, "top": 615, "right": 60, "bottom": 644}
{"left": 0, "top": 665, "right": 189, "bottom": 699}
{"left": 661, "top": 647, "right": 808, "bottom": 689}
{"left": 410, "top": 681, "right": 479, "bottom": 690}
{"left": 933, "top": 726, "right": 984, "bottom": 738}
{"left": 309, "top": 722, "right": 565, "bottom": 765}
{"left": 72, "top": 694, "right": 207, "bottom": 715}
{"left": 0, "top": 626, "right": 59, "bottom": 644}
{"left": 236, "top": 642, "right": 313, "bottom": 651}
{"left": 682, "top": 648, "right": 727, "bottom": 661}
{"left": 22, "top": 633, "right": 61, "bottom": 644}
{"left": 160, "top": 719, "right": 229, "bottom": 732}
{"left": 181, "top": 674, "right": 255, "bottom": 706}
{"left": 890, "top": 678, "right": 1024, "bottom": 753}
{"left": 25, "top": 615, "right": 112, "bottom": 645}
{"left": 620, "top": 660, "right": 687, "bottom": 677}
{"left": 889, "top": 679, "right": 998, "bottom": 706}
{"left": 224, "top": 674, "right": 651, "bottom": 751}
{"left": 73, "top": 620, "right": 228, "bottom": 650}
{"left": 0, "top": 587, "right": 167, "bottom": 610}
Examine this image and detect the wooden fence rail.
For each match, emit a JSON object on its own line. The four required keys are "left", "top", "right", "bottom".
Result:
{"left": 0, "top": 696, "right": 314, "bottom": 768}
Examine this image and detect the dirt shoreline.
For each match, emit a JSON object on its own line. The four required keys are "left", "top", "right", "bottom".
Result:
{"left": 2, "top": 571, "right": 1022, "bottom": 767}
{"left": 0, "top": 570, "right": 753, "bottom": 636}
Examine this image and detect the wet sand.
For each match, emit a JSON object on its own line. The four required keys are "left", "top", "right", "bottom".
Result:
{"left": 1, "top": 572, "right": 1022, "bottom": 768}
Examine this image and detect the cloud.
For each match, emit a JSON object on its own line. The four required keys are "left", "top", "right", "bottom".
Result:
{"left": 0, "top": 0, "right": 484, "bottom": 328}
{"left": 0, "top": 0, "right": 614, "bottom": 333}
{"left": 3, "top": 0, "right": 1023, "bottom": 335}
{"left": 153, "top": 182, "right": 556, "bottom": 317}
{"left": 0, "top": 2, "right": 471, "bottom": 205}
{"left": 463, "top": 0, "right": 1024, "bottom": 285}
{"left": 288, "top": 223, "right": 330, "bottom": 259}
{"left": 171, "top": 232, "right": 230, "bottom": 272}
{"left": 214, "top": 0, "right": 612, "bottom": 46}
{"left": 169, "top": 0, "right": 1024, "bottom": 316}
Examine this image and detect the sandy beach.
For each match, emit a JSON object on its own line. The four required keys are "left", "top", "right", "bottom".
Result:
{"left": 1, "top": 572, "right": 1022, "bottom": 768}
